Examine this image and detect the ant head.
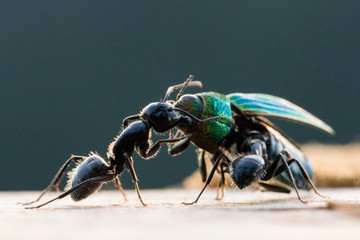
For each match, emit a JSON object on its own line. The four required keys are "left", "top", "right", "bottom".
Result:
{"left": 141, "top": 102, "right": 181, "bottom": 133}
{"left": 229, "top": 155, "right": 265, "bottom": 189}
{"left": 66, "top": 154, "right": 110, "bottom": 201}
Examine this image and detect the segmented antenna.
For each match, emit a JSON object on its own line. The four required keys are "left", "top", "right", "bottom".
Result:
{"left": 176, "top": 75, "right": 194, "bottom": 101}
{"left": 162, "top": 75, "right": 202, "bottom": 101}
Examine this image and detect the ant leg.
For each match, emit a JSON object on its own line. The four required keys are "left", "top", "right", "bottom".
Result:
{"left": 216, "top": 162, "right": 227, "bottom": 200}
{"left": 183, "top": 153, "right": 229, "bottom": 205}
{"left": 123, "top": 153, "right": 147, "bottom": 206}
{"left": 167, "top": 130, "right": 191, "bottom": 156}
{"left": 288, "top": 159, "right": 328, "bottom": 198}
{"left": 270, "top": 152, "right": 308, "bottom": 204}
{"left": 122, "top": 114, "right": 140, "bottom": 129}
{"left": 139, "top": 135, "right": 191, "bottom": 159}
{"left": 278, "top": 153, "right": 308, "bottom": 203}
{"left": 167, "top": 129, "right": 180, "bottom": 146}
{"left": 114, "top": 176, "right": 128, "bottom": 202}
{"left": 196, "top": 149, "right": 207, "bottom": 182}
{"left": 168, "top": 138, "right": 191, "bottom": 156}
{"left": 25, "top": 174, "right": 116, "bottom": 209}
{"left": 273, "top": 151, "right": 328, "bottom": 199}
{"left": 262, "top": 152, "right": 285, "bottom": 181}
{"left": 19, "top": 155, "right": 85, "bottom": 205}
{"left": 51, "top": 155, "right": 86, "bottom": 192}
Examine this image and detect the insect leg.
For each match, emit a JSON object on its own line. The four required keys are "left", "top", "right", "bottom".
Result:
{"left": 195, "top": 149, "right": 226, "bottom": 199}
{"left": 25, "top": 174, "right": 116, "bottom": 209}
{"left": 273, "top": 151, "right": 328, "bottom": 199}
{"left": 122, "top": 114, "right": 141, "bottom": 129}
{"left": 167, "top": 129, "right": 195, "bottom": 156}
{"left": 139, "top": 135, "right": 191, "bottom": 159}
{"left": 216, "top": 162, "right": 227, "bottom": 200}
{"left": 266, "top": 151, "right": 308, "bottom": 203}
{"left": 114, "top": 175, "right": 128, "bottom": 202}
{"left": 168, "top": 138, "right": 191, "bottom": 156}
{"left": 123, "top": 153, "right": 147, "bottom": 206}
{"left": 183, "top": 153, "right": 230, "bottom": 205}
{"left": 196, "top": 149, "right": 207, "bottom": 182}
{"left": 19, "top": 155, "right": 85, "bottom": 205}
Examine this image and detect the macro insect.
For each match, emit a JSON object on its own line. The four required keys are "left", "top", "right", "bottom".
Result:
{"left": 123, "top": 75, "right": 334, "bottom": 204}
{"left": 21, "top": 75, "right": 334, "bottom": 208}
{"left": 19, "top": 119, "right": 184, "bottom": 208}
{"left": 20, "top": 79, "right": 203, "bottom": 209}
{"left": 19, "top": 79, "right": 203, "bottom": 209}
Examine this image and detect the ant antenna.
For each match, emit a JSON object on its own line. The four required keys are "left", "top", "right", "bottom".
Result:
{"left": 162, "top": 75, "right": 202, "bottom": 101}
{"left": 176, "top": 75, "right": 194, "bottom": 101}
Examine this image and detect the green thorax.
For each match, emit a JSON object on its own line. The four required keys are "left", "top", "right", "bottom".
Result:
{"left": 174, "top": 92, "right": 233, "bottom": 154}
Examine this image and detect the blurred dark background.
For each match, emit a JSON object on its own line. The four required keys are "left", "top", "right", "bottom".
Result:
{"left": 1, "top": 1, "right": 359, "bottom": 191}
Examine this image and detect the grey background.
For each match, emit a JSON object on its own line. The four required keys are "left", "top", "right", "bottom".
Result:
{"left": 1, "top": 1, "right": 359, "bottom": 190}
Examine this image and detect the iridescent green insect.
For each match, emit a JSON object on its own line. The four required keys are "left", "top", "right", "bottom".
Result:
{"left": 123, "top": 75, "right": 335, "bottom": 204}
{"left": 20, "top": 75, "right": 334, "bottom": 209}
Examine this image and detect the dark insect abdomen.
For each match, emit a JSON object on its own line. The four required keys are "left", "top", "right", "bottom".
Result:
{"left": 266, "top": 126, "right": 314, "bottom": 190}
{"left": 66, "top": 155, "right": 110, "bottom": 201}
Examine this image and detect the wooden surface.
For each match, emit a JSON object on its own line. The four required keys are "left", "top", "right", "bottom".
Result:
{"left": 1, "top": 188, "right": 360, "bottom": 240}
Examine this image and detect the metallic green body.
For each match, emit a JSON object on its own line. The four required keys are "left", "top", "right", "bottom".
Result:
{"left": 174, "top": 92, "right": 233, "bottom": 154}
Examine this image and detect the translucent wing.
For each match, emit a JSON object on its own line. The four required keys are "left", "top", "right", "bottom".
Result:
{"left": 228, "top": 93, "right": 335, "bottom": 135}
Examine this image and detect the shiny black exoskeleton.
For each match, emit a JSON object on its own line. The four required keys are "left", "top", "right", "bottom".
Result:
{"left": 20, "top": 77, "right": 205, "bottom": 209}
{"left": 188, "top": 117, "right": 325, "bottom": 205}
{"left": 121, "top": 75, "right": 333, "bottom": 204}
{"left": 22, "top": 75, "right": 333, "bottom": 208}
{"left": 20, "top": 120, "right": 174, "bottom": 208}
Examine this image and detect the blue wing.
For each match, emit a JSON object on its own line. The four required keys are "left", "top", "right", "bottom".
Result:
{"left": 228, "top": 93, "right": 335, "bottom": 135}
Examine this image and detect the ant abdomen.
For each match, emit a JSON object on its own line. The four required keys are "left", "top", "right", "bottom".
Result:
{"left": 229, "top": 155, "right": 265, "bottom": 189}
{"left": 66, "top": 154, "right": 111, "bottom": 201}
